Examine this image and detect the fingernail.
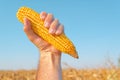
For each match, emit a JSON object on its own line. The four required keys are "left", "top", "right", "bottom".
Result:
{"left": 40, "top": 15, "right": 45, "bottom": 20}
{"left": 44, "top": 22, "right": 49, "bottom": 28}
{"left": 24, "top": 18, "right": 27, "bottom": 26}
{"left": 24, "top": 18, "right": 31, "bottom": 26}
{"left": 56, "top": 30, "right": 60, "bottom": 35}
{"left": 49, "top": 29, "right": 55, "bottom": 34}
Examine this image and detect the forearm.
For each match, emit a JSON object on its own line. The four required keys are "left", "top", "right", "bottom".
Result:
{"left": 36, "top": 51, "right": 62, "bottom": 80}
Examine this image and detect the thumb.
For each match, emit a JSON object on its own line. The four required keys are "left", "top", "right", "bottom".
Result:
{"left": 23, "top": 18, "right": 44, "bottom": 47}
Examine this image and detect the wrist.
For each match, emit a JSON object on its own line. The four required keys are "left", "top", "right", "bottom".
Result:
{"left": 39, "top": 48, "right": 61, "bottom": 57}
{"left": 40, "top": 51, "right": 61, "bottom": 64}
{"left": 37, "top": 51, "right": 62, "bottom": 80}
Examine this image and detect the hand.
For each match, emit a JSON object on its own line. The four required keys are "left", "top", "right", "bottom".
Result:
{"left": 23, "top": 12, "right": 64, "bottom": 55}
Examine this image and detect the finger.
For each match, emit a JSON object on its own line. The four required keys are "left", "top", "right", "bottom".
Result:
{"left": 40, "top": 12, "right": 47, "bottom": 21}
{"left": 23, "top": 18, "right": 40, "bottom": 43}
{"left": 55, "top": 24, "right": 64, "bottom": 35}
{"left": 49, "top": 19, "right": 59, "bottom": 34}
{"left": 44, "top": 13, "right": 54, "bottom": 28}
{"left": 24, "top": 18, "right": 31, "bottom": 28}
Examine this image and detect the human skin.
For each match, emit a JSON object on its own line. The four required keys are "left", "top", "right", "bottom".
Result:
{"left": 23, "top": 12, "right": 64, "bottom": 80}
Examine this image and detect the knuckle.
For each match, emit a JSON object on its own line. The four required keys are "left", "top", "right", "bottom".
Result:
{"left": 29, "top": 36, "right": 34, "bottom": 42}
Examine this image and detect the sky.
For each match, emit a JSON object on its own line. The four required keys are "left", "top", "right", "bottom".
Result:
{"left": 0, "top": 0, "right": 120, "bottom": 70}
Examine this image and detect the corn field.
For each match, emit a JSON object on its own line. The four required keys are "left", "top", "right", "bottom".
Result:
{"left": 0, "top": 68, "right": 120, "bottom": 80}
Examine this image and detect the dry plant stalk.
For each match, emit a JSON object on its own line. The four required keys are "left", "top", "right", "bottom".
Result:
{"left": 0, "top": 68, "right": 120, "bottom": 80}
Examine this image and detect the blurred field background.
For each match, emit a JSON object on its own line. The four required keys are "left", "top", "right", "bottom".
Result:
{"left": 0, "top": 60, "right": 120, "bottom": 80}
{"left": 0, "top": 68, "right": 120, "bottom": 80}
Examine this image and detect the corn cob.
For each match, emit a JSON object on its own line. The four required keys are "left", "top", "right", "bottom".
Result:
{"left": 16, "top": 6, "right": 79, "bottom": 58}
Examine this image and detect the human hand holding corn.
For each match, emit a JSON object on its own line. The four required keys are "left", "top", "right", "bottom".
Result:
{"left": 23, "top": 12, "right": 63, "bottom": 55}
{"left": 17, "top": 7, "right": 78, "bottom": 58}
